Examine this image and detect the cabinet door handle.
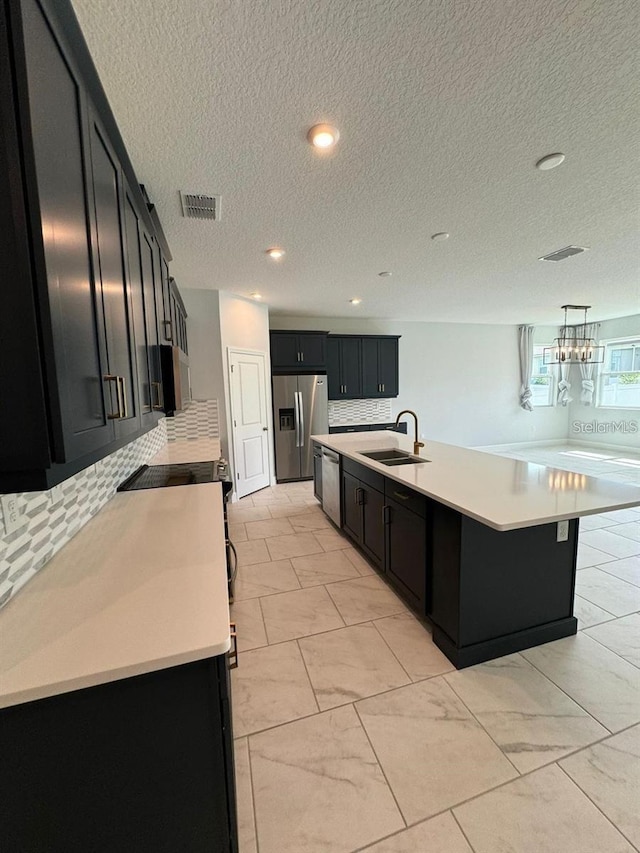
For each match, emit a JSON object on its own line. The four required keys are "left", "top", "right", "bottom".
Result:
{"left": 104, "top": 374, "right": 124, "bottom": 419}
{"left": 300, "top": 351, "right": 304, "bottom": 362}
{"left": 393, "top": 491, "right": 410, "bottom": 502}
{"left": 228, "top": 622, "right": 238, "bottom": 669}
{"left": 383, "top": 505, "right": 391, "bottom": 525}
{"left": 162, "top": 319, "right": 173, "bottom": 342}
{"left": 382, "top": 384, "right": 385, "bottom": 392}
{"left": 354, "top": 487, "right": 360, "bottom": 506}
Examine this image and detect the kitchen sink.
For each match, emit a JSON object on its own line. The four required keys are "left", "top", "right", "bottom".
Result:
{"left": 359, "top": 449, "right": 429, "bottom": 466}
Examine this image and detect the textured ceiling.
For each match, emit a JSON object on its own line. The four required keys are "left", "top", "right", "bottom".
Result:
{"left": 70, "top": 0, "right": 640, "bottom": 324}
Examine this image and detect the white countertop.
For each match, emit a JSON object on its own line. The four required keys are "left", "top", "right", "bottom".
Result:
{"left": 0, "top": 481, "right": 230, "bottom": 710}
{"left": 312, "top": 432, "right": 640, "bottom": 531}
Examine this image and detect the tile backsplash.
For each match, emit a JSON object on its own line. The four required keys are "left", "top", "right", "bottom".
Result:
{"left": 328, "top": 398, "right": 393, "bottom": 425}
{"left": 165, "top": 399, "right": 219, "bottom": 441}
{"left": 0, "top": 419, "right": 167, "bottom": 611}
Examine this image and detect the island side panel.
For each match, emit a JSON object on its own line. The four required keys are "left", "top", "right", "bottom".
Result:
{"left": 430, "top": 504, "right": 579, "bottom": 668}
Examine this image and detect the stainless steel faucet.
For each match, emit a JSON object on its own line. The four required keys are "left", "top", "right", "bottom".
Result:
{"left": 394, "top": 409, "right": 425, "bottom": 456}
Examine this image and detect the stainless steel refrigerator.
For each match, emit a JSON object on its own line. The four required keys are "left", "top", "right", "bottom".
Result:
{"left": 273, "top": 375, "right": 328, "bottom": 481}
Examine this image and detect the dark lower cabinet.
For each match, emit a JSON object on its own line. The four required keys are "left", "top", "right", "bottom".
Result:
{"left": 385, "top": 496, "right": 427, "bottom": 611}
{"left": 342, "top": 470, "right": 363, "bottom": 542}
{"left": 361, "top": 482, "right": 385, "bottom": 569}
{"left": 341, "top": 459, "right": 385, "bottom": 571}
{"left": 328, "top": 422, "right": 407, "bottom": 434}
{"left": 340, "top": 461, "right": 429, "bottom": 609}
{"left": 334, "top": 451, "right": 579, "bottom": 669}
{"left": 0, "top": 656, "right": 237, "bottom": 853}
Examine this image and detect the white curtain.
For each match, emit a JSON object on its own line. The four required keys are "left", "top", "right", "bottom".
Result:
{"left": 557, "top": 326, "right": 575, "bottom": 406}
{"left": 518, "top": 325, "right": 534, "bottom": 411}
{"left": 576, "top": 322, "right": 600, "bottom": 405}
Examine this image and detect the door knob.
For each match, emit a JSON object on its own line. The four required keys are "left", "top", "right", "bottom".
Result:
{"left": 262, "top": 427, "right": 268, "bottom": 431}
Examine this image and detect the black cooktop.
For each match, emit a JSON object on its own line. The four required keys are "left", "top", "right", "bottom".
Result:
{"left": 118, "top": 461, "right": 230, "bottom": 492}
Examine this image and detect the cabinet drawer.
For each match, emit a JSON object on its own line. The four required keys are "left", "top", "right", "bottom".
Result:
{"left": 343, "top": 457, "right": 385, "bottom": 493}
{"left": 384, "top": 479, "right": 427, "bottom": 518}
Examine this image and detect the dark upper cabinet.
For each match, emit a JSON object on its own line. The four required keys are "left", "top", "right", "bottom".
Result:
{"left": 124, "top": 192, "right": 152, "bottom": 418}
{"left": 168, "top": 279, "right": 188, "bottom": 356}
{"left": 361, "top": 336, "right": 399, "bottom": 398}
{"left": 16, "top": 0, "right": 114, "bottom": 465}
{"left": 0, "top": 0, "right": 181, "bottom": 490}
{"left": 328, "top": 335, "right": 399, "bottom": 400}
{"left": 327, "top": 336, "right": 362, "bottom": 399}
{"left": 87, "top": 113, "right": 139, "bottom": 437}
{"left": 270, "top": 331, "right": 328, "bottom": 373}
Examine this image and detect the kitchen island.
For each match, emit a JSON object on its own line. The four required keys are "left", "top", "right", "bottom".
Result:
{"left": 312, "top": 431, "right": 640, "bottom": 668}
{"left": 0, "top": 473, "right": 237, "bottom": 852}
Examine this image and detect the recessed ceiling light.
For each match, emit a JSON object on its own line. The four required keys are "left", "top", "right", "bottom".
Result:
{"left": 307, "top": 123, "right": 340, "bottom": 150}
{"left": 250, "top": 292, "right": 262, "bottom": 300}
{"left": 431, "top": 232, "right": 449, "bottom": 241}
{"left": 536, "top": 153, "right": 566, "bottom": 170}
{"left": 349, "top": 298, "right": 361, "bottom": 305}
{"left": 378, "top": 271, "right": 392, "bottom": 277}
{"left": 266, "top": 247, "right": 285, "bottom": 260}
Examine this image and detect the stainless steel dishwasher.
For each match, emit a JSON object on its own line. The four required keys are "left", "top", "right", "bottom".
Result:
{"left": 321, "top": 448, "right": 341, "bottom": 527}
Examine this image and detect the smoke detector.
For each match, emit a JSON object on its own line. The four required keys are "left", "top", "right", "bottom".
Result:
{"left": 179, "top": 192, "right": 221, "bottom": 220}
{"left": 539, "top": 245, "right": 589, "bottom": 262}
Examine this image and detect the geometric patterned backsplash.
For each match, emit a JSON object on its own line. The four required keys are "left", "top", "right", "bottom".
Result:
{"left": 328, "top": 398, "right": 394, "bottom": 426}
{"left": 0, "top": 419, "right": 167, "bottom": 612}
{"left": 165, "top": 399, "right": 220, "bottom": 441}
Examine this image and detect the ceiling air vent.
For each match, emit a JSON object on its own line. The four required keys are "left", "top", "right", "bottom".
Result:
{"left": 179, "top": 192, "right": 220, "bottom": 221}
{"left": 539, "top": 245, "right": 589, "bottom": 262}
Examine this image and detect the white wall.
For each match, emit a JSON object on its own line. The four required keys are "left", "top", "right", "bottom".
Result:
{"left": 219, "top": 292, "right": 274, "bottom": 484}
{"left": 270, "top": 316, "right": 570, "bottom": 447}
{"left": 568, "top": 314, "right": 640, "bottom": 449}
{"left": 183, "top": 289, "right": 274, "bottom": 490}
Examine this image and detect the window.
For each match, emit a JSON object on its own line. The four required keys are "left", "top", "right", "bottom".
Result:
{"left": 598, "top": 337, "right": 640, "bottom": 409}
{"left": 531, "top": 345, "right": 555, "bottom": 406}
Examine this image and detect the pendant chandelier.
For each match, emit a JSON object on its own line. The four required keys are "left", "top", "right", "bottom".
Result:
{"left": 543, "top": 305, "right": 604, "bottom": 365}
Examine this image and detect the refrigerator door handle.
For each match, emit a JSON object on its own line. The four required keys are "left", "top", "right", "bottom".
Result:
{"left": 294, "top": 391, "right": 301, "bottom": 448}
{"left": 298, "top": 390, "right": 305, "bottom": 447}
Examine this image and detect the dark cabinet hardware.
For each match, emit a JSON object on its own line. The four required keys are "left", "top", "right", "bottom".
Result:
{"left": 393, "top": 491, "right": 410, "bottom": 502}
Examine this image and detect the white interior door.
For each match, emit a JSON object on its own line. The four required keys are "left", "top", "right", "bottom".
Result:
{"left": 229, "top": 349, "right": 270, "bottom": 498}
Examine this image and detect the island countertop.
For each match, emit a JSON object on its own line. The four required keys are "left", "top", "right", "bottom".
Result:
{"left": 311, "top": 432, "right": 640, "bottom": 531}
{"left": 0, "top": 481, "right": 230, "bottom": 710}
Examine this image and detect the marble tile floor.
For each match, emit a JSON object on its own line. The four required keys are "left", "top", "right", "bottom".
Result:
{"left": 229, "top": 472, "right": 640, "bottom": 853}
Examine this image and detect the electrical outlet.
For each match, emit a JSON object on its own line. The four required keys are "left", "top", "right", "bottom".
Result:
{"left": 557, "top": 520, "right": 569, "bottom": 542}
{"left": 50, "top": 484, "right": 64, "bottom": 506}
{"left": 1, "top": 495, "right": 22, "bottom": 535}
